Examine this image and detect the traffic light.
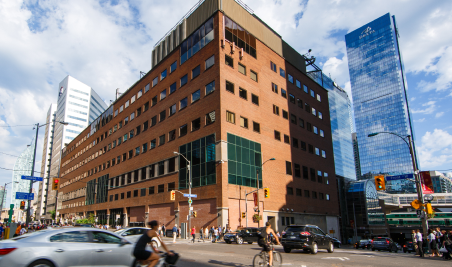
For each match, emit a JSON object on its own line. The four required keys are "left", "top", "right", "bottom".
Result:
{"left": 52, "top": 178, "right": 60, "bottom": 190}
{"left": 242, "top": 212, "right": 246, "bottom": 218}
{"left": 374, "top": 175, "right": 385, "bottom": 190}
{"left": 170, "top": 190, "right": 176, "bottom": 201}
{"left": 193, "top": 211, "right": 197, "bottom": 218}
{"left": 264, "top": 188, "right": 270, "bottom": 198}
{"left": 426, "top": 203, "right": 434, "bottom": 215}
{"left": 20, "top": 201, "right": 25, "bottom": 210}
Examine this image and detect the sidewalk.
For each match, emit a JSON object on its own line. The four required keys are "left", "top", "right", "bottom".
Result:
{"left": 161, "top": 236, "right": 224, "bottom": 244}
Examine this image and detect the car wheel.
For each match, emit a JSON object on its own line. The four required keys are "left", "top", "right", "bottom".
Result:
{"left": 28, "top": 260, "right": 55, "bottom": 267}
{"left": 311, "top": 242, "right": 318, "bottom": 254}
{"left": 327, "top": 242, "right": 334, "bottom": 253}
{"left": 248, "top": 242, "right": 253, "bottom": 244}
{"left": 284, "top": 247, "right": 291, "bottom": 253}
{"left": 236, "top": 237, "right": 243, "bottom": 244}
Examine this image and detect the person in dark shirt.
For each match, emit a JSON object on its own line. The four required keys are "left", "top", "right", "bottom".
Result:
{"left": 133, "top": 220, "right": 173, "bottom": 267}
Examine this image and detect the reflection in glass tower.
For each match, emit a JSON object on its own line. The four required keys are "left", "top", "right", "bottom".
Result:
{"left": 11, "top": 141, "right": 35, "bottom": 210}
{"left": 345, "top": 13, "right": 418, "bottom": 179}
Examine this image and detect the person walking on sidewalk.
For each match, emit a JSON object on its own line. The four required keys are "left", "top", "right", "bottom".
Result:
{"left": 209, "top": 226, "right": 214, "bottom": 241}
{"left": 191, "top": 226, "right": 196, "bottom": 243}
{"left": 205, "top": 227, "right": 209, "bottom": 242}
{"left": 416, "top": 229, "right": 424, "bottom": 258}
{"left": 158, "top": 225, "right": 162, "bottom": 236}
{"left": 178, "top": 226, "right": 181, "bottom": 239}
{"left": 199, "top": 227, "right": 204, "bottom": 242}
{"left": 162, "top": 224, "right": 166, "bottom": 237}
{"left": 172, "top": 224, "right": 178, "bottom": 243}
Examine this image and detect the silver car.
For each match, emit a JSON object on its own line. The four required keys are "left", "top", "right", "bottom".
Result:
{"left": 115, "top": 227, "right": 161, "bottom": 248}
{"left": 0, "top": 228, "right": 140, "bottom": 267}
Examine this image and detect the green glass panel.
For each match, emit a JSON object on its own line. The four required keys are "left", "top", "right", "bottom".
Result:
{"left": 243, "top": 148, "right": 250, "bottom": 164}
{"left": 228, "top": 161, "right": 236, "bottom": 175}
{"left": 237, "top": 162, "right": 242, "bottom": 176}
{"left": 201, "top": 163, "right": 206, "bottom": 176}
{"left": 207, "top": 161, "right": 215, "bottom": 175}
{"left": 249, "top": 141, "right": 254, "bottom": 151}
{"left": 255, "top": 152, "right": 261, "bottom": 166}
{"left": 193, "top": 177, "right": 200, "bottom": 187}
{"left": 228, "top": 174, "right": 236, "bottom": 184}
{"left": 236, "top": 176, "right": 242, "bottom": 185}
{"left": 237, "top": 146, "right": 242, "bottom": 162}
{"left": 236, "top": 136, "right": 241, "bottom": 147}
{"left": 208, "top": 174, "right": 216, "bottom": 185}
{"left": 255, "top": 143, "right": 261, "bottom": 152}
{"left": 245, "top": 177, "right": 251, "bottom": 187}
{"left": 228, "top": 144, "right": 236, "bottom": 161}
{"left": 243, "top": 164, "right": 250, "bottom": 178}
{"left": 250, "top": 179, "right": 257, "bottom": 187}
{"left": 227, "top": 133, "right": 235, "bottom": 144}
{"left": 242, "top": 139, "right": 249, "bottom": 149}
{"left": 180, "top": 145, "right": 186, "bottom": 154}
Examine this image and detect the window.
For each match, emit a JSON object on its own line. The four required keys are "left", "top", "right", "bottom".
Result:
{"left": 118, "top": 137, "right": 122, "bottom": 146}
{"left": 114, "top": 109, "right": 118, "bottom": 117}
{"left": 160, "top": 89, "right": 167, "bottom": 100}
{"left": 125, "top": 100, "right": 129, "bottom": 108}
{"left": 159, "top": 135, "right": 165, "bottom": 146}
{"left": 287, "top": 187, "right": 293, "bottom": 195}
{"left": 319, "top": 193, "right": 324, "bottom": 200}
{"left": 180, "top": 97, "right": 188, "bottom": 109}
{"left": 49, "top": 231, "right": 90, "bottom": 242}
{"left": 296, "top": 79, "right": 301, "bottom": 88}
{"left": 296, "top": 188, "right": 302, "bottom": 196}
{"left": 150, "top": 139, "right": 156, "bottom": 149}
{"left": 302, "top": 166, "right": 309, "bottom": 179}
{"left": 152, "top": 96, "right": 157, "bottom": 106}
{"left": 294, "top": 164, "right": 301, "bottom": 177}
{"left": 312, "top": 191, "right": 317, "bottom": 199}
{"left": 317, "top": 170, "right": 323, "bottom": 183}
{"left": 303, "top": 85, "right": 308, "bottom": 93}
{"left": 192, "top": 65, "right": 200, "bottom": 79}
{"left": 253, "top": 121, "right": 260, "bottom": 133}
{"left": 169, "top": 104, "right": 176, "bottom": 116}
{"left": 224, "top": 16, "right": 256, "bottom": 57}
{"left": 142, "top": 143, "right": 148, "bottom": 153}
{"left": 310, "top": 89, "right": 315, "bottom": 97}
{"left": 136, "top": 125, "right": 141, "bottom": 135}
{"left": 308, "top": 144, "right": 314, "bottom": 154}
{"left": 159, "top": 161, "right": 165, "bottom": 176}
{"left": 239, "top": 88, "right": 247, "bottom": 99}
{"left": 250, "top": 70, "right": 258, "bottom": 82}
{"left": 316, "top": 94, "right": 321, "bottom": 102}
{"left": 290, "top": 114, "right": 297, "bottom": 124}
{"left": 131, "top": 95, "right": 136, "bottom": 104}
{"left": 141, "top": 188, "right": 146, "bottom": 197}
{"left": 240, "top": 117, "right": 248, "bottom": 128}
{"left": 318, "top": 112, "right": 323, "bottom": 120}
{"left": 121, "top": 192, "right": 124, "bottom": 199}
{"left": 274, "top": 130, "right": 281, "bottom": 141}
{"left": 206, "top": 81, "right": 215, "bottom": 95}
{"left": 159, "top": 110, "right": 166, "bottom": 122}
{"left": 280, "top": 68, "right": 285, "bottom": 78}
{"left": 299, "top": 118, "right": 304, "bottom": 128}
{"left": 312, "top": 107, "right": 316, "bottom": 116}
{"left": 192, "top": 118, "right": 201, "bottom": 131}
{"left": 313, "top": 126, "right": 318, "bottom": 134}
{"left": 192, "top": 90, "right": 200, "bottom": 102}
{"left": 304, "top": 190, "right": 310, "bottom": 198}
{"left": 130, "top": 112, "right": 135, "bottom": 121}
{"left": 315, "top": 147, "right": 320, "bottom": 156}
{"left": 143, "top": 121, "right": 149, "bottom": 131}
{"left": 151, "top": 116, "right": 157, "bottom": 127}
{"left": 320, "top": 129, "right": 324, "bottom": 137}
{"left": 149, "top": 186, "right": 155, "bottom": 195}
{"left": 322, "top": 150, "right": 326, "bottom": 158}
{"left": 300, "top": 141, "right": 307, "bottom": 151}
{"left": 288, "top": 74, "right": 293, "bottom": 83}
{"left": 122, "top": 153, "right": 126, "bottom": 161}
{"left": 286, "top": 161, "right": 292, "bottom": 175}
{"left": 251, "top": 94, "right": 259, "bottom": 105}
{"left": 161, "top": 69, "right": 167, "bottom": 80}
{"left": 226, "top": 111, "right": 235, "bottom": 124}
{"left": 158, "top": 184, "right": 164, "bottom": 193}
{"left": 205, "top": 55, "right": 215, "bottom": 69}
{"left": 152, "top": 77, "right": 158, "bottom": 87}
{"left": 307, "top": 122, "right": 312, "bottom": 132}
{"left": 226, "top": 81, "right": 234, "bottom": 93}
{"left": 282, "top": 110, "right": 288, "bottom": 119}
{"left": 270, "top": 61, "right": 276, "bottom": 72}
{"left": 305, "top": 103, "right": 310, "bottom": 112}
{"left": 170, "top": 82, "right": 177, "bottom": 94}
{"left": 281, "top": 89, "right": 287, "bottom": 98}
{"left": 271, "top": 83, "right": 278, "bottom": 93}
{"left": 170, "top": 61, "right": 177, "bottom": 73}
{"left": 206, "top": 111, "right": 215, "bottom": 125}
{"left": 326, "top": 194, "right": 330, "bottom": 200}
{"left": 180, "top": 74, "right": 188, "bottom": 87}
{"left": 297, "top": 99, "right": 303, "bottom": 108}
{"left": 225, "top": 55, "right": 233, "bottom": 67}
{"left": 169, "top": 130, "right": 176, "bottom": 141}
{"left": 238, "top": 63, "right": 246, "bottom": 75}
{"left": 284, "top": 134, "right": 290, "bottom": 144}
{"left": 120, "top": 105, "right": 124, "bottom": 112}
{"left": 273, "top": 105, "right": 279, "bottom": 115}
{"left": 292, "top": 137, "right": 298, "bottom": 148}
{"left": 145, "top": 83, "right": 150, "bottom": 93}
{"left": 144, "top": 102, "right": 149, "bottom": 112}
{"left": 123, "top": 134, "right": 128, "bottom": 142}
{"left": 289, "top": 94, "right": 295, "bottom": 104}
{"left": 135, "top": 146, "right": 140, "bottom": 156}
{"left": 180, "top": 124, "right": 187, "bottom": 136}
{"left": 128, "top": 150, "right": 133, "bottom": 159}
{"left": 310, "top": 168, "right": 316, "bottom": 181}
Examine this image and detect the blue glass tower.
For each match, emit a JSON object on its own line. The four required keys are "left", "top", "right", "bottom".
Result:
{"left": 345, "top": 13, "right": 417, "bottom": 178}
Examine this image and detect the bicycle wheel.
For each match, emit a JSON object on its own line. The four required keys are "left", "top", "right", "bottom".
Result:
{"left": 272, "top": 251, "right": 283, "bottom": 267}
{"left": 253, "top": 253, "right": 267, "bottom": 267}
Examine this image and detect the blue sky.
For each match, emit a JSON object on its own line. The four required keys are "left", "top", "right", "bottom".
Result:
{"left": 0, "top": 0, "right": 451, "bottom": 205}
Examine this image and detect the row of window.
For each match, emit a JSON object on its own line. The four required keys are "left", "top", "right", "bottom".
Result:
{"left": 285, "top": 161, "right": 329, "bottom": 184}
{"left": 273, "top": 105, "right": 324, "bottom": 135}
{"left": 108, "top": 182, "right": 176, "bottom": 202}
{"left": 276, "top": 131, "right": 327, "bottom": 157}
{"left": 286, "top": 187, "right": 330, "bottom": 200}
{"left": 225, "top": 55, "right": 258, "bottom": 82}
{"left": 226, "top": 111, "right": 261, "bottom": 133}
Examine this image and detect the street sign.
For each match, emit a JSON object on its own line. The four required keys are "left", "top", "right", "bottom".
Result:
{"left": 183, "top": 194, "right": 197, "bottom": 198}
{"left": 15, "top": 192, "right": 34, "bottom": 200}
{"left": 21, "top": 175, "right": 43, "bottom": 181}
{"left": 385, "top": 173, "right": 414, "bottom": 181}
{"left": 188, "top": 199, "right": 192, "bottom": 204}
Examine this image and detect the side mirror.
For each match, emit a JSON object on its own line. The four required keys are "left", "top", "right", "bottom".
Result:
{"left": 120, "top": 239, "right": 130, "bottom": 246}
{"left": 121, "top": 233, "right": 127, "bottom": 236}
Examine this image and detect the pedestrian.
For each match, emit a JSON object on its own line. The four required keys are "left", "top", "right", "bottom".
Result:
{"left": 436, "top": 227, "right": 442, "bottom": 254}
{"left": 13, "top": 223, "right": 21, "bottom": 237}
{"left": 276, "top": 231, "right": 281, "bottom": 238}
{"left": 0, "top": 223, "right": 4, "bottom": 240}
{"left": 209, "top": 226, "right": 213, "bottom": 241}
{"left": 411, "top": 229, "right": 419, "bottom": 255}
{"left": 443, "top": 230, "right": 452, "bottom": 259}
{"left": 191, "top": 226, "right": 196, "bottom": 243}
{"left": 162, "top": 224, "right": 166, "bottom": 237}
{"left": 205, "top": 227, "right": 209, "bottom": 241}
{"left": 20, "top": 224, "right": 27, "bottom": 235}
{"left": 428, "top": 229, "right": 438, "bottom": 257}
{"left": 178, "top": 226, "right": 181, "bottom": 239}
{"left": 158, "top": 225, "right": 162, "bottom": 236}
{"left": 214, "top": 227, "right": 219, "bottom": 242}
{"left": 171, "top": 224, "right": 178, "bottom": 243}
{"left": 199, "top": 227, "right": 204, "bottom": 242}
{"left": 416, "top": 229, "right": 424, "bottom": 258}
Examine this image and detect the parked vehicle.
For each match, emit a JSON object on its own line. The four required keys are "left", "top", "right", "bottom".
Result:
{"left": 331, "top": 237, "right": 341, "bottom": 248}
{"left": 403, "top": 241, "right": 416, "bottom": 253}
{"left": 224, "top": 227, "right": 261, "bottom": 245}
{"left": 115, "top": 227, "right": 161, "bottom": 248}
{"left": 0, "top": 228, "right": 139, "bottom": 267}
{"left": 371, "top": 237, "right": 399, "bottom": 252}
{"left": 355, "top": 239, "right": 372, "bottom": 249}
{"left": 281, "top": 225, "right": 334, "bottom": 254}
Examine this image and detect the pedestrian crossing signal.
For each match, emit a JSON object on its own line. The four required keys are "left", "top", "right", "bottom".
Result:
{"left": 374, "top": 175, "right": 385, "bottom": 191}
{"left": 20, "top": 201, "right": 25, "bottom": 210}
{"left": 264, "top": 188, "right": 270, "bottom": 198}
{"left": 52, "top": 178, "right": 60, "bottom": 190}
{"left": 193, "top": 211, "right": 197, "bottom": 218}
{"left": 170, "top": 190, "right": 176, "bottom": 201}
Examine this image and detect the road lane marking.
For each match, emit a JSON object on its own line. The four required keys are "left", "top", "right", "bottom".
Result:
{"left": 321, "top": 257, "right": 350, "bottom": 261}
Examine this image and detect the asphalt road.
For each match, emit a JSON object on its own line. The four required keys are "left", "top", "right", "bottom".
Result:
{"left": 161, "top": 238, "right": 448, "bottom": 267}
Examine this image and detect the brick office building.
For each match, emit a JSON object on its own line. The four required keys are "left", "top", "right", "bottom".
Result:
{"left": 58, "top": 0, "right": 340, "bottom": 233}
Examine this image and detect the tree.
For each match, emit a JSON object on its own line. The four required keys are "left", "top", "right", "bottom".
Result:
{"left": 49, "top": 210, "right": 56, "bottom": 220}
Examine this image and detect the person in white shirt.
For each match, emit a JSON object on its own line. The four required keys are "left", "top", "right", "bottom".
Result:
{"left": 416, "top": 229, "right": 424, "bottom": 257}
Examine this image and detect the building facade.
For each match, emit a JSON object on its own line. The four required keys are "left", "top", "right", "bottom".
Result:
{"left": 38, "top": 76, "right": 107, "bottom": 223}
{"left": 0, "top": 186, "right": 7, "bottom": 213}
{"left": 11, "top": 143, "right": 35, "bottom": 210}
{"left": 345, "top": 13, "right": 418, "bottom": 177}
{"left": 57, "top": 0, "right": 340, "bottom": 234}
{"left": 431, "top": 171, "right": 452, "bottom": 193}
{"left": 352, "top": 133, "right": 362, "bottom": 180}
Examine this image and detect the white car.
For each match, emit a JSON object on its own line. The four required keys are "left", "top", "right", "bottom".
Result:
{"left": 115, "top": 227, "right": 161, "bottom": 248}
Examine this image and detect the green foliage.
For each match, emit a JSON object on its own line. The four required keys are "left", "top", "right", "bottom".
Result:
{"left": 75, "top": 213, "right": 95, "bottom": 224}
{"left": 49, "top": 210, "right": 56, "bottom": 220}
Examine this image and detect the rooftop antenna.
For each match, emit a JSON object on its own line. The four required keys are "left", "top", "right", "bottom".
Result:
{"left": 305, "top": 49, "right": 316, "bottom": 67}
{"left": 115, "top": 88, "right": 122, "bottom": 100}
{"left": 140, "top": 71, "right": 147, "bottom": 79}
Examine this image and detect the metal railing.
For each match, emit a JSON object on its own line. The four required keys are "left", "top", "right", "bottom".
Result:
{"left": 379, "top": 193, "right": 452, "bottom": 205}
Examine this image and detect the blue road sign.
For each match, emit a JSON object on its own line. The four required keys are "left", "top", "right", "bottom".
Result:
{"left": 386, "top": 173, "right": 414, "bottom": 181}
{"left": 15, "top": 192, "right": 34, "bottom": 200}
{"left": 21, "top": 175, "right": 43, "bottom": 181}
{"left": 183, "top": 194, "right": 198, "bottom": 198}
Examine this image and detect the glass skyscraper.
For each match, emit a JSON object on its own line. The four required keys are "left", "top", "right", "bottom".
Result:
{"left": 345, "top": 13, "right": 417, "bottom": 178}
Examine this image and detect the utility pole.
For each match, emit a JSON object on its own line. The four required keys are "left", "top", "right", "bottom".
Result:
{"left": 26, "top": 123, "right": 40, "bottom": 227}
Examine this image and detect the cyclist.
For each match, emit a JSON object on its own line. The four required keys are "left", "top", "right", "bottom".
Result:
{"left": 259, "top": 222, "right": 280, "bottom": 266}
{"left": 133, "top": 220, "right": 173, "bottom": 267}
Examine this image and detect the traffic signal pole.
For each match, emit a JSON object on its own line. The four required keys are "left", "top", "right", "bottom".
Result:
{"left": 26, "top": 123, "right": 40, "bottom": 227}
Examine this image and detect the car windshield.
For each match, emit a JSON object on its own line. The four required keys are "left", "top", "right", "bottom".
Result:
{"left": 285, "top": 227, "right": 307, "bottom": 233}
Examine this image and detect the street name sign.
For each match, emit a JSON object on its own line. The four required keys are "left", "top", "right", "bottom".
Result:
{"left": 183, "top": 194, "right": 197, "bottom": 198}
{"left": 385, "top": 173, "right": 414, "bottom": 181}
{"left": 15, "top": 192, "right": 34, "bottom": 200}
{"left": 21, "top": 175, "right": 43, "bottom": 181}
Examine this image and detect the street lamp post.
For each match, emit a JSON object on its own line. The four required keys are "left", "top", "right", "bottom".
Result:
{"left": 174, "top": 152, "right": 191, "bottom": 238}
{"left": 255, "top": 158, "right": 275, "bottom": 228}
{"left": 0, "top": 182, "right": 19, "bottom": 222}
{"left": 368, "top": 132, "right": 427, "bottom": 235}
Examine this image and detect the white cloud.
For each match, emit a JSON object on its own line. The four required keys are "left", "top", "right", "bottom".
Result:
{"left": 418, "top": 129, "right": 452, "bottom": 169}
{"left": 415, "top": 118, "right": 425, "bottom": 122}
{"left": 411, "top": 97, "right": 416, "bottom": 102}
{"left": 435, "top": 112, "right": 444, "bottom": 118}
{"left": 411, "top": 101, "right": 436, "bottom": 114}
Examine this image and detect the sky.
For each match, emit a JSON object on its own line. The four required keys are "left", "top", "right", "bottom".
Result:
{"left": 0, "top": 0, "right": 452, "bottom": 205}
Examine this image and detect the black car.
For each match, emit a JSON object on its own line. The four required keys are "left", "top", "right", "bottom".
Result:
{"left": 224, "top": 227, "right": 261, "bottom": 245}
{"left": 403, "top": 241, "right": 416, "bottom": 253}
{"left": 281, "top": 225, "right": 334, "bottom": 254}
{"left": 371, "top": 237, "right": 398, "bottom": 252}
{"left": 355, "top": 239, "right": 372, "bottom": 249}
{"left": 331, "top": 237, "right": 341, "bottom": 248}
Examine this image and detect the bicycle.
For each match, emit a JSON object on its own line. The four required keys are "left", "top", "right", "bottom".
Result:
{"left": 135, "top": 252, "right": 179, "bottom": 267}
{"left": 253, "top": 243, "right": 282, "bottom": 267}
